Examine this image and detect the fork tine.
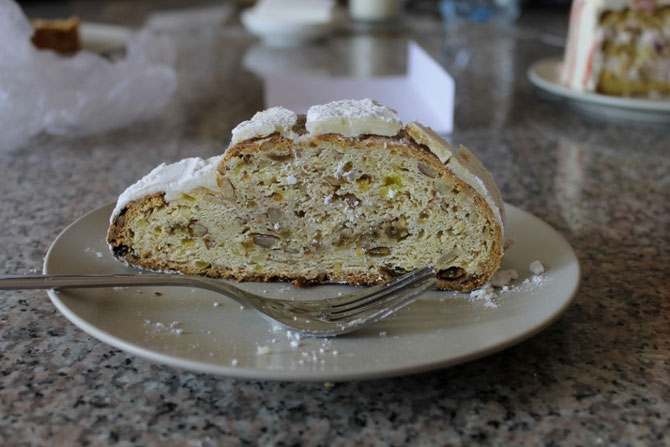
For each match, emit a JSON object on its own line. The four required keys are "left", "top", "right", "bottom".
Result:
{"left": 329, "top": 266, "right": 435, "bottom": 309}
{"left": 347, "top": 277, "right": 438, "bottom": 321}
{"left": 325, "top": 274, "right": 437, "bottom": 321}
{"left": 230, "top": 266, "right": 437, "bottom": 336}
{"left": 328, "top": 275, "right": 436, "bottom": 320}
{"left": 329, "top": 266, "right": 436, "bottom": 312}
{"left": 308, "top": 278, "right": 438, "bottom": 335}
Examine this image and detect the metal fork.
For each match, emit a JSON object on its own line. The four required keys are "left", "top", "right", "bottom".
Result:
{"left": 0, "top": 267, "right": 437, "bottom": 337}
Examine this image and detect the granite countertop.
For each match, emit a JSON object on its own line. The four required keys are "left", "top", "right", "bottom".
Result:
{"left": 2, "top": 3, "right": 669, "bottom": 445}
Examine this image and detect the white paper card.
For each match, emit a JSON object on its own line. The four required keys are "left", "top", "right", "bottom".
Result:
{"left": 264, "top": 41, "right": 454, "bottom": 134}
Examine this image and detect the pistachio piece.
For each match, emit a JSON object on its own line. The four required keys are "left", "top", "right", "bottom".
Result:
{"left": 194, "top": 260, "right": 211, "bottom": 270}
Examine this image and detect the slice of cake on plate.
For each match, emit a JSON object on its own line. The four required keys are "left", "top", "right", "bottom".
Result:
{"left": 562, "top": 0, "right": 670, "bottom": 96}
{"left": 31, "top": 16, "right": 80, "bottom": 54}
{"left": 107, "top": 99, "right": 505, "bottom": 291}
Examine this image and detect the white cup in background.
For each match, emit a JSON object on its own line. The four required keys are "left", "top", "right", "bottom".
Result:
{"left": 349, "top": 0, "right": 402, "bottom": 22}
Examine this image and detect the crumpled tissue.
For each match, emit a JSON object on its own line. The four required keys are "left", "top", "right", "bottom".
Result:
{"left": 0, "top": 0, "right": 177, "bottom": 151}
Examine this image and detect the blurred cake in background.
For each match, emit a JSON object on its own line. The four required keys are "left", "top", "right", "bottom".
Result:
{"left": 561, "top": 0, "right": 670, "bottom": 97}
{"left": 31, "top": 16, "right": 80, "bottom": 53}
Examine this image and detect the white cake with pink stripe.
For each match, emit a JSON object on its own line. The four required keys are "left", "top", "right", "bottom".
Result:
{"left": 561, "top": 0, "right": 670, "bottom": 96}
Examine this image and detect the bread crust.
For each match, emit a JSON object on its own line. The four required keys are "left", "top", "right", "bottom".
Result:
{"left": 108, "top": 126, "right": 503, "bottom": 292}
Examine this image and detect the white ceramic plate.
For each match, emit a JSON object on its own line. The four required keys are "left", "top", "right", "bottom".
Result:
{"left": 44, "top": 203, "right": 579, "bottom": 382}
{"left": 528, "top": 58, "right": 670, "bottom": 123}
{"left": 80, "top": 22, "right": 132, "bottom": 54}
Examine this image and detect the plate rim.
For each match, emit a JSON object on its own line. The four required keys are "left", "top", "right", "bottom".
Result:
{"left": 44, "top": 202, "right": 581, "bottom": 382}
{"left": 527, "top": 57, "right": 670, "bottom": 112}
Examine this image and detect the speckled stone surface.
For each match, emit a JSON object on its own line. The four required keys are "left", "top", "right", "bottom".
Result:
{"left": 1, "top": 4, "right": 669, "bottom": 446}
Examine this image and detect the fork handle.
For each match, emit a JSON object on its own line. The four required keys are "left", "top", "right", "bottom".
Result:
{"left": 0, "top": 274, "right": 201, "bottom": 290}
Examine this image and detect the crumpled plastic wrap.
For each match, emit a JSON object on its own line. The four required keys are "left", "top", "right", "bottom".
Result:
{"left": 0, "top": 0, "right": 177, "bottom": 151}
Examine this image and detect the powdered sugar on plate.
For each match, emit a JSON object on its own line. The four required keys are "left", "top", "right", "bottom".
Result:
{"left": 468, "top": 261, "right": 548, "bottom": 308}
{"left": 469, "top": 285, "right": 499, "bottom": 308}
{"left": 144, "top": 319, "right": 184, "bottom": 335}
{"left": 253, "top": 327, "right": 342, "bottom": 365}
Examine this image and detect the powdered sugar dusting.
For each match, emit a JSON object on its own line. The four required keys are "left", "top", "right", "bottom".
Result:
{"left": 469, "top": 285, "right": 499, "bottom": 308}
{"left": 231, "top": 106, "right": 298, "bottom": 145}
{"left": 111, "top": 155, "right": 222, "bottom": 223}
{"left": 306, "top": 98, "right": 402, "bottom": 137}
{"left": 307, "top": 98, "right": 399, "bottom": 123}
{"left": 524, "top": 260, "right": 547, "bottom": 286}
{"left": 144, "top": 319, "right": 184, "bottom": 335}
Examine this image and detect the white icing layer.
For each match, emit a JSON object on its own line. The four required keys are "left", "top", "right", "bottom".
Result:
{"left": 111, "top": 156, "right": 222, "bottom": 222}
{"left": 305, "top": 98, "right": 402, "bottom": 137}
{"left": 231, "top": 106, "right": 297, "bottom": 145}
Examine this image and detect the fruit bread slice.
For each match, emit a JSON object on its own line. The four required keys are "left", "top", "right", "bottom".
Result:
{"left": 107, "top": 99, "right": 505, "bottom": 291}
